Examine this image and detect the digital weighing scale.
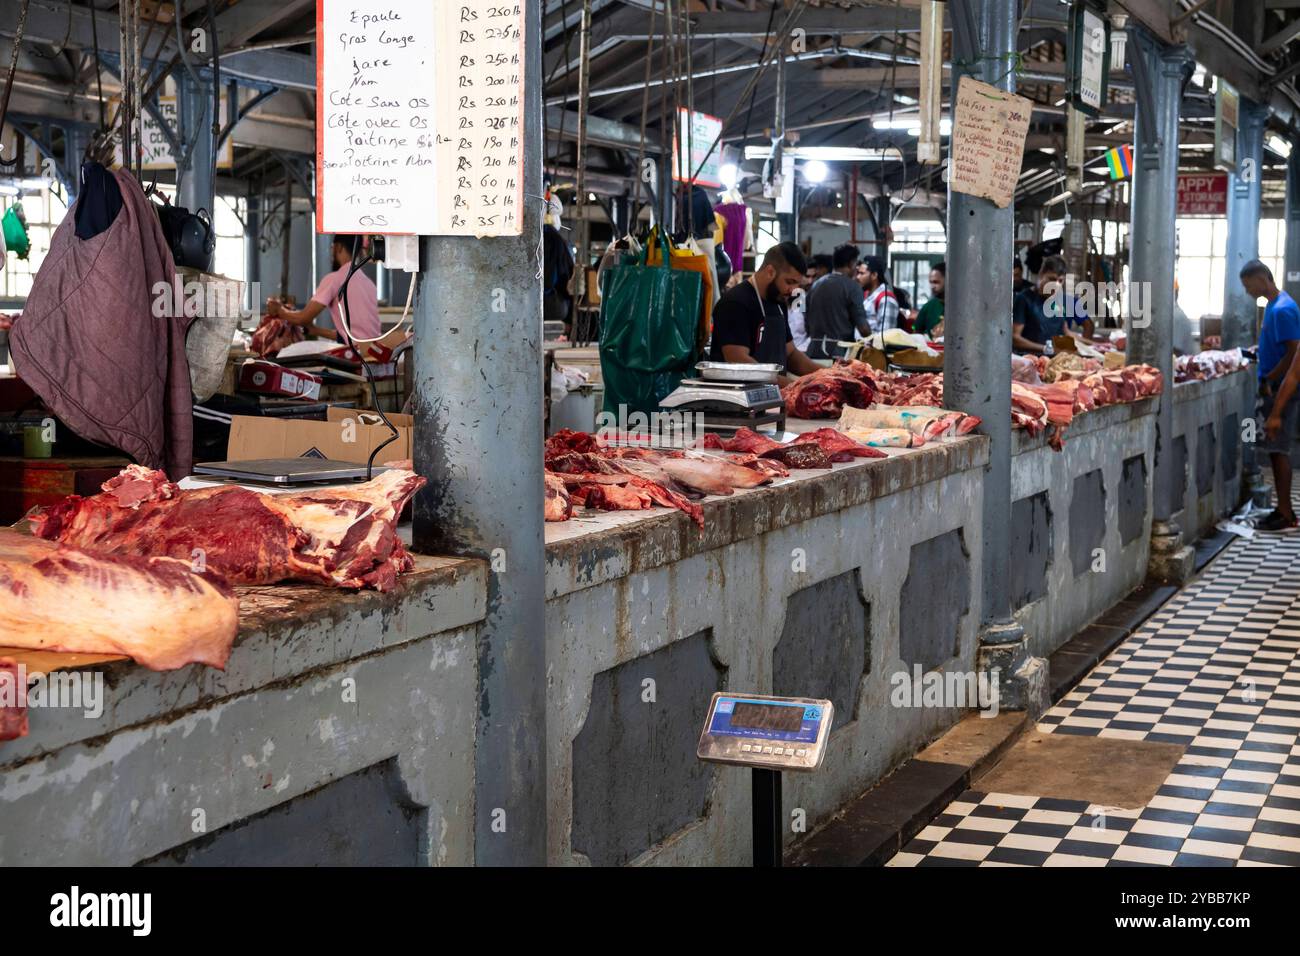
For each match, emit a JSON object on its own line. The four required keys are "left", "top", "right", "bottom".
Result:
{"left": 660, "top": 363, "right": 786, "bottom": 434}
{"left": 193, "top": 458, "right": 384, "bottom": 485}
{"left": 697, "top": 692, "right": 833, "bottom": 866}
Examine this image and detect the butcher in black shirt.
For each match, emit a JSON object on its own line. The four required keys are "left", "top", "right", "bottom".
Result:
{"left": 708, "top": 242, "right": 821, "bottom": 384}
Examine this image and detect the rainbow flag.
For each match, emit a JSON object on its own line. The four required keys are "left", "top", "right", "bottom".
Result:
{"left": 1104, "top": 144, "right": 1133, "bottom": 180}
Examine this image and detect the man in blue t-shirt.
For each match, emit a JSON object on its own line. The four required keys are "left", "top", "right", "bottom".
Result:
{"left": 1012, "top": 255, "right": 1094, "bottom": 353}
{"left": 1241, "top": 260, "right": 1300, "bottom": 532}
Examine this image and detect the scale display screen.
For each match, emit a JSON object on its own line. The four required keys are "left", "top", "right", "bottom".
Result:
{"left": 697, "top": 693, "right": 833, "bottom": 771}
{"left": 731, "top": 701, "right": 804, "bottom": 732}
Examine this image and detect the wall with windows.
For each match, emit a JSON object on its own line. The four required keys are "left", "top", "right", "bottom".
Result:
{"left": 0, "top": 190, "right": 68, "bottom": 301}
{"left": 0, "top": 183, "right": 321, "bottom": 316}
{"left": 1174, "top": 217, "right": 1285, "bottom": 322}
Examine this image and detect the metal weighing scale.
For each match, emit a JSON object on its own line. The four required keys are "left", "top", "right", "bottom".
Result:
{"left": 660, "top": 362, "right": 786, "bottom": 435}
{"left": 697, "top": 692, "right": 834, "bottom": 867}
{"left": 192, "top": 458, "right": 384, "bottom": 485}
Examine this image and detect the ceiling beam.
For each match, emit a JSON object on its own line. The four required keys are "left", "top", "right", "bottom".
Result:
{"left": 1260, "top": 18, "right": 1300, "bottom": 57}
{"left": 688, "top": 6, "right": 930, "bottom": 39}
{"left": 0, "top": 1, "right": 315, "bottom": 91}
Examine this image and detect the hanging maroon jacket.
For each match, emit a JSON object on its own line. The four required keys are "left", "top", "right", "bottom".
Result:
{"left": 10, "top": 170, "right": 193, "bottom": 479}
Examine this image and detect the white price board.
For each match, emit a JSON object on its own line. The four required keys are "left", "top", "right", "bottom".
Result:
{"left": 1077, "top": 8, "right": 1106, "bottom": 112}
{"left": 316, "top": 0, "right": 525, "bottom": 237}
{"left": 673, "top": 108, "right": 724, "bottom": 187}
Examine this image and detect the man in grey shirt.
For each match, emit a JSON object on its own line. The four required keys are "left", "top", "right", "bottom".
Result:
{"left": 804, "top": 243, "right": 871, "bottom": 359}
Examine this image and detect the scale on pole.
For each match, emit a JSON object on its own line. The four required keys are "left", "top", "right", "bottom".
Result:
{"left": 697, "top": 692, "right": 833, "bottom": 866}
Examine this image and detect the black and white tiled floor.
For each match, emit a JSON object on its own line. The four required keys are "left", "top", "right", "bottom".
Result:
{"left": 887, "top": 533, "right": 1300, "bottom": 867}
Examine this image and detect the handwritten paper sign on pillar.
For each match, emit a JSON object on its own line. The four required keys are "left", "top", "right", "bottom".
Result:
{"left": 316, "top": 0, "right": 526, "bottom": 237}
{"left": 949, "top": 77, "right": 1032, "bottom": 209}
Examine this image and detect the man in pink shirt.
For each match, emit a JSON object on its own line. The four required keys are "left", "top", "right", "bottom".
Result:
{"left": 267, "top": 235, "right": 382, "bottom": 343}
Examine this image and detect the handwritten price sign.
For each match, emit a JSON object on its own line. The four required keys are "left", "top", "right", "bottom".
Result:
{"left": 950, "top": 77, "right": 1032, "bottom": 209}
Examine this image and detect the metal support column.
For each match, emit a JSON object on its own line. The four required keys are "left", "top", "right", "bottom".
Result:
{"left": 941, "top": 0, "right": 1040, "bottom": 712}
{"left": 63, "top": 126, "right": 91, "bottom": 202}
{"left": 774, "top": 51, "right": 796, "bottom": 244}
{"left": 1223, "top": 101, "right": 1268, "bottom": 349}
{"left": 1223, "top": 100, "right": 1269, "bottom": 507}
{"left": 410, "top": 0, "right": 547, "bottom": 866}
{"left": 872, "top": 195, "right": 891, "bottom": 274}
{"left": 176, "top": 73, "right": 215, "bottom": 217}
{"left": 245, "top": 185, "right": 261, "bottom": 314}
{"left": 1285, "top": 144, "right": 1300, "bottom": 304}
{"left": 945, "top": 0, "right": 1043, "bottom": 712}
{"left": 1128, "top": 32, "right": 1193, "bottom": 583}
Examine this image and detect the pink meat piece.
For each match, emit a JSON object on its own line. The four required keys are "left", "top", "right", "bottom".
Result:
{"left": 782, "top": 363, "right": 877, "bottom": 419}
{"left": 249, "top": 315, "right": 304, "bottom": 358}
{"left": 719, "top": 427, "right": 785, "bottom": 455}
{"left": 790, "top": 427, "right": 888, "bottom": 461}
{"left": 29, "top": 465, "right": 426, "bottom": 591}
{"left": 0, "top": 530, "right": 239, "bottom": 670}
{"left": 544, "top": 471, "right": 573, "bottom": 522}
{"left": 1022, "top": 383, "right": 1077, "bottom": 427}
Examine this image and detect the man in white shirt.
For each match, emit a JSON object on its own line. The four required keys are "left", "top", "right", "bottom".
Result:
{"left": 858, "top": 255, "right": 899, "bottom": 334}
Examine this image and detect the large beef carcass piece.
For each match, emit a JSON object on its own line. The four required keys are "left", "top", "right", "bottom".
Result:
{"left": 0, "top": 530, "right": 239, "bottom": 670}
{"left": 782, "top": 363, "right": 877, "bottom": 418}
{"left": 29, "top": 465, "right": 427, "bottom": 591}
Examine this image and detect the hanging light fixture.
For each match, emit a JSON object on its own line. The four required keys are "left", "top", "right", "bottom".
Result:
{"left": 1110, "top": 13, "right": 1129, "bottom": 69}
{"left": 802, "top": 160, "right": 829, "bottom": 184}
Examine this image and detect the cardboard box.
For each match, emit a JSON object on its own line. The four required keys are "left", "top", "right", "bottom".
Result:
{"left": 225, "top": 407, "right": 413, "bottom": 464}
{"left": 238, "top": 360, "right": 323, "bottom": 400}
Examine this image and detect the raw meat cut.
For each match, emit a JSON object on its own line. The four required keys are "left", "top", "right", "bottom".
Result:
{"left": 1041, "top": 351, "right": 1101, "bottom": 383}
{"left": 782, "top": 362, "right": 877, "bottom": 418}
{"left": 544, "top": 472, "right": 573, "bottom": 522}
{"left": 249, "top": 314, "right": 303, "bottom": 358}
{"left": 1, "top": 657, "right": 27, "bottom": 741}
{"left": 839, "top": 427, "right": 919, "bottom": 448}
{"left": 838, "top": 404, "right": 979, "bottom": 441}
{"left": 1175, "top": 348, "right": 1247, "bottom": 383}
{"left": 789, "top": 428, "right": 888, "bottom": 461}
{"left": 724, "top": 452, "right": 791, "bottom": 478}
{"left": 29, "top": 465, "right": 426, "bottom": 592}
{"left": 558, "top": 472, "right": 705, "bottom": 526}
{"left": 656, "top": 455, "right": 774, "bottom": 494}
{"left": 713, "top": 427, "right": 785, "bottom": 456}
{"left": 1010, "top": 383, "right": 1050, "bottom": 436}
{"left": 1022, "top": 382, "right": 1078, "bottom": 427}
{"left": 543, "top": 430, "right": 788, "bottom": 527}
{"left": 761, "top": 443, "right": 832, "bottom": 469}
{"left": 0, "top": 529, "right": 239, "bottom": 670}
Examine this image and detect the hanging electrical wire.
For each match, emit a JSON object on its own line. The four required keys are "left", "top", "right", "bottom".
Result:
{"left": 632, "top": 0, "right": 660, "bottom": 217}
{"left": 689, "top": 0, "right": 808, "bottom": 187}
{"left": 0, "top": 0, "right": 33, "bottom": 169}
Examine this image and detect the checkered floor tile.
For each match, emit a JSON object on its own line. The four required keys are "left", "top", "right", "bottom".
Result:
{"left": 887, "top": 528, "right": 1300, "bottom": 868}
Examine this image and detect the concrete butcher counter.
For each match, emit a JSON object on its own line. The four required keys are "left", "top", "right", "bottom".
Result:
{"left": 0, "top": 373, "right": 1248, "bottom": 866}
{"left": 0, "top": 554, "right": 487, "bottom": 866}
{"left": 1009, "top": 397, "right": 1158, "bottom": 659}
{"left": 541, "top": 432, "right": 993, "bottom": 866}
